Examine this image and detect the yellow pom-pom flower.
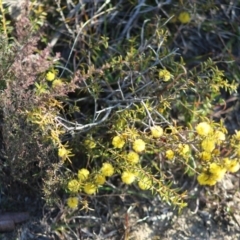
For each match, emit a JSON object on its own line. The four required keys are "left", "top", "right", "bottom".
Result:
{"left": 52, "top": 79, "right": 63, "bottom": 88}
{"left": 84, "top": 139, "right": 96, "bottom": 149}
{"left": 178, "top": 144, "right": 190, "bottom": 156}
{"left": 58, "top": 147, "right": 67, "bottom": 158}
{"left": 209, "top": 163, "right": 226, "bottom": 181}
{"left": 199, "top": 151, "right": 211, "bottom": 161}
{"left": 197, "top": 172, "right": 217, "bottom": 186}
{"left": 112, "top": 135, "right": 125, "bottom": 148}
{"left": 133, "top": 139, "right": 146, "bottom": 153}
{"left": 201, "top": 138, "right": 215, "bottom": 153}
{"left": 121, "top": 171, "right": 136, "bottom": 184}
{"left": 101, "top": 163, "right": 114, "bottom": 177}
{"left": 68, "top": 179, "right": 80, "bottom": 193}
{"left": 178, "top": 11, "right": 191, "bottom": 24}
{"left": 150, "top": 126, "right": 164, "bottom": 138}
{"left": 223, "top": 158, "right": 240, "bottom": 173}
{"left": 46, "top": 71, "right": 55, "bottom": 81}
{"left": 95, "top": 174, "right": 106, "bottom": 185}
{"left": 214, "top": 130, "right": 225, "bottom": 142}
{"left": 198, "top": 163, "right": 227, "bottom": 186}
{"left": 126, "top": 151, "right": 140, "bottom": 164}
{"left": 166, "top": 150, "right": 174, "bottom": 160}
{"left": 83, "top": 183, "right": 97, "bottom": 195}
{"left": 67, "top": 197, "right": 78, "bottom": 209}
{"left": 196, "top": 122, "right": 213, "bottom": 136}
{"left": 159, "top": 69, "right": 172, "bottom": 82}
{"left": 138, "top": 176, "right": 152, "bottom": 190}
{"left": 78, "top": 168, "right": 90, "bottom": 181}
{"left": 58, "top": 146, "right": 73, "bottom": 161}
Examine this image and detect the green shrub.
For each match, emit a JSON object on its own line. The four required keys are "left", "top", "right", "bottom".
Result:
{"left": 0, "top": 0, "right": 239, "bottom": 219}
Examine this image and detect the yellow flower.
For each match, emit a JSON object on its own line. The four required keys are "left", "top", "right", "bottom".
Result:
{"left": 52, "top": 79, "right": 63, "bottom": 88}
{"left": 196, "top": 122, "right": 213, "bottom": 136}
{"left": 95, "top": 174, "right": 106, "bottom": 185}
{"left": 46, "top": 71, "right": 55, "bottom": 81}
{"left": 198, "top": 163, "right": 227, "bottom": 186}
{"left": 201, "top": 138, "right": 215, "bottom": 153}
{"left": 133, "top": 139, "right": 146, "bottom": 153}
{"left": 214, "top": 130, "right": 225, "bottom": 142}
{"left": 84, "top": 139, "right": 96, "bottom": 149}
{"left": 101, "top": 163, "right": 114, "bottom": 177}
{"left": 166, "top": 150, "right": 174, "bottom": 160}
{"left": 150, "top": 126, "right": 164, "bottom": 138}
{"left": 223, "top": 158, "right": 240, "bottom": 173}
{"left": 178, "top": 144, "right": 190, "bottom": 156}
{"left": 178, "top": 11, "right": 191, "bottom": 24}
{"left": 78, "top": 168, "right": 90, "bottom": 181}
{"left": 138, "top": 176, "right": 152, "bottom": 190}
{"left": 112, "top": 135, "right": 125, "bottom": 148}
{"left": 209, "top": 163, "right": 226, "bottom": 181}
{"left": 197, "top": 172, "right": 217, "bottom": 186}
{"left": 126, "top": 151, "right": 140, "bottom": 164}
{"left": 68, "top": 179, "right": 80, "bottom": 193}
{"left": 121, "top": 171, "right": 136, "bottom": 184}
{"left": 58, "top": 147, "right": 67, "bottom": 158}
{"left": 228, "top": 161, "right": 240, "bottom": 173}
{"left": 67, "top": 197, "right": 78, "bottom": 209}
{"left": 199, "top": 151, "right": 211, "bottom": 161}
{"left": 83, "top": 183, "right": 97, "bottom": 195}
{"left": 159, "top": 69, "right": 172, "bottom": 82}
{"left": 58, "top": 146, "right": 73, "bottom": 161}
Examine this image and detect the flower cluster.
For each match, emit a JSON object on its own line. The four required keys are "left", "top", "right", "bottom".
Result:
{"left": 111, "top": 133, "right": 150, "bottom": 188}
{"left": 195, "top": 122, "right": 240, "bottom": 186}
{"left": 67, "top": 164, "right": 114, "bottom": 200}
{"left": 197, "top": 159, "right": 239, "bottom": 186}
{"left": 66, "top": 117, "right": 240, "bottom": 211}
{"left": 196, "top": 122, "right": 226, "bottom": 157}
